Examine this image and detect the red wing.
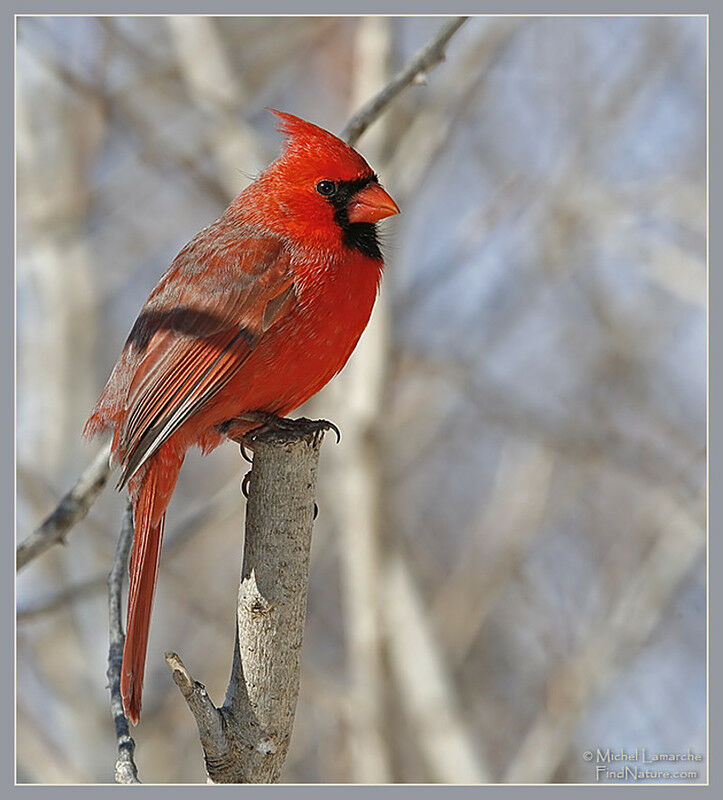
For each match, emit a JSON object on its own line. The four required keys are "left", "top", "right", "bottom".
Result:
{"left": 115, "top": 231, "right": 295, "bottom": 488}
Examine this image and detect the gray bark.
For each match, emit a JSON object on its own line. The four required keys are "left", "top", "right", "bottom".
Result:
{"left": 167, "top": 422, "right": 326, "bottom": 783}
{"left": 107, "top": 504, "right": 140, "bottom": 784}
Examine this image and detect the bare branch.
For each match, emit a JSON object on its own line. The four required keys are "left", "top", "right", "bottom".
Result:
{"left": 107, "top": 504, "right": 140, "bottom": 784}
{"left": 168, "top": 421, "right": 326, "bottom": 783}
{"left": 16, "top": 441, "right": 112, "bottom": 571}
{"left": 341, "top": 17, "right": 469, "bottom": 146}
{"left": 165, "top": 651, "right": 230, "bottom": 765}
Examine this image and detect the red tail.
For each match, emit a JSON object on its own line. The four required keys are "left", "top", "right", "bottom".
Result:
{"left": 121, "top": 450, "right": 181, "bottom": 724}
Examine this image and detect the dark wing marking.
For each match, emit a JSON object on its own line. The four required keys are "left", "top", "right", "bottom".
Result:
{"left": 116, "top": 233, "right": 295, "bottom": 488}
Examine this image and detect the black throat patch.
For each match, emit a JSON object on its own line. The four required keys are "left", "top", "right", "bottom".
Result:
{"left": 328, "top": 176, "right": 382, "bottom": 261}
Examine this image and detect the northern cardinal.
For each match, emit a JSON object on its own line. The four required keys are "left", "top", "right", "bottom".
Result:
{"left": 85, "top": 111, "right": 399, "bottom": 724}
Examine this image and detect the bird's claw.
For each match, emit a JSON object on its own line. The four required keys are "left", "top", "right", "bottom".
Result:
{"left": 293, "top": 417, "right": 340, "bottom": 444}
{"left": 239, "top": 441, "right": 253, "bottom": 463}
{"left": 241, "top": 471, "right": 251, "bottom": 499}
{"left": 317, "top": 418, "right": 341, "bottom": 444}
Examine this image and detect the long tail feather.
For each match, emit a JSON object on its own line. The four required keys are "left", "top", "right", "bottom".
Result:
{"left": 121, "top": 451, "right": 180, "bottom": 724}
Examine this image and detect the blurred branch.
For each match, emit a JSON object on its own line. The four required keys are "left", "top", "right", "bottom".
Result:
{"left": 319, "top": 17, "right": 498, "bottom": 781}
{"left": 341, "top": 16, "right": 469, "bottom": 146}
{"left": 16, "top": 441, "right": 112, "bottom": 571}
{"left": 18, "top": 574, "right": 107, "bottom": 622}
{"left": 169, "top": 424, "right": 325, "bottom": 783}
{"left": 18, "top": 481, "right": 239, "bottom": 621}
{"left": 504, "top": 488, "right": 705, "bottom": 783}
{"left": 17, "top": 705, "right": 91, "bottom": 783}
{"left": 18, "top": 461, "right": 112, "bottom": 538}
{"left": 384, "top": 551, "right": 489, "bottom": 783}
{"left": 107, "top": 504, "right": 140, "bottom": 784}
{"left": 27, "top": 25, "right": 230, "bottom": 205}
{"left": 166, "top": 16, "right": 267, "bottom": 196}
{"left": 334, "top": 17, "right": 485, "bottom": 781}
{"left": 392, "top": 354, "right": 704, "bottom": 518}
{"left": 328, "top": 17, "right": 393, "bottom": 783}
{"left": 432, "top": 441, "right": 554, "bottom": 664}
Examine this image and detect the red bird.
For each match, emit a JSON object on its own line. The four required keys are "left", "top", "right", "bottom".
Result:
{"left": 85, "top": 111, "right": 399, "bottom": 724}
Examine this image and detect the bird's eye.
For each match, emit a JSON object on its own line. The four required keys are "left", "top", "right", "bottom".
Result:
{"left": 316, "top": 180, "right": 337, "bottom": 197}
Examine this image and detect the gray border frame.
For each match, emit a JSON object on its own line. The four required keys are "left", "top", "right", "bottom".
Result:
{"left": 3, "top": 2, "right": 718, "bottom": 13}
{"left": 8, "top": 3, "right": 713, "bottom": 797}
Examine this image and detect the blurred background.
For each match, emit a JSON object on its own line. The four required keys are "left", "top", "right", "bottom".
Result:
{"left": 16, "top": 15, "right": 706, "bottom": 784}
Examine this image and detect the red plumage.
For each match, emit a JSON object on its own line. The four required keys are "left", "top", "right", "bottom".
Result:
{"left": 85, "top": 111, "right": 399, "bottom": 723}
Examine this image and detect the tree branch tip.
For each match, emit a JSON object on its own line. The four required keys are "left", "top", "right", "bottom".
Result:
{"left": 164, "top": 650, "right": 184, "bottom": 667}
{"left": 165, "top": 651, "right": 195, "bottom": 694}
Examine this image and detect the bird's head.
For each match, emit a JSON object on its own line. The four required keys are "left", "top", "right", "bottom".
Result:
{"left": 244, "top": 110, "right": 399, "bottom": 259}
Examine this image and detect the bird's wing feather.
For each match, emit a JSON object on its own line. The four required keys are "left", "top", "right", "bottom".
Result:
{"left": 116, "top": 231, "right": 295, "bottom": 488}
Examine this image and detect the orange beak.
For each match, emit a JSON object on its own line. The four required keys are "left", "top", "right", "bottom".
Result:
{"left": 346, "top": 183, "right": 400, "bottom": 224}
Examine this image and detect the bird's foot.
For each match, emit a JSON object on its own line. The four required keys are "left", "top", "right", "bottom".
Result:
{"left": 240, "top": 412, "right": 341, "bottom": 446}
